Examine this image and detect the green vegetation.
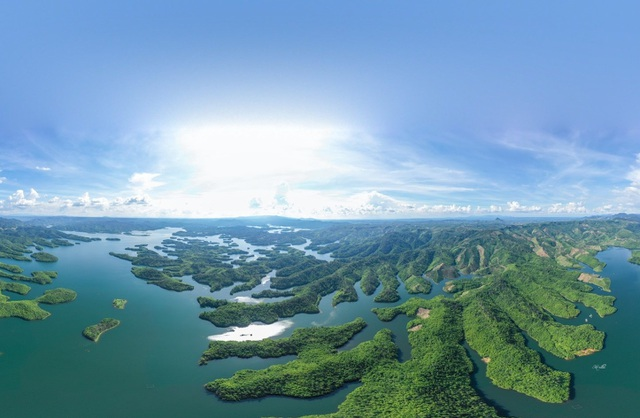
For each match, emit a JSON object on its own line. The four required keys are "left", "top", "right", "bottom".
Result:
{"left": 200, "top": 317, "right": 367, "bottom": 364}
{"left": 251, "top": 289, "right": 294, "bottom": 299}
{"left": 36, "top": 288, "right": 77, "bottom": 304}
{"left": 577, "top": 272, "right": 611, "bottom": 292}
{"left": 197, "top": 296, "right": 228, "bottom": 308}
{"left": 19, "top": 215, "right": 638, "bottom": 414}
{"left": 372, "top": 263, "right": 401, "bottom": 303}
{"left": 130, "top": 266, "right": 194, "bottom": 291}
{"left": 82, "top": 318, "right": 121, "bottom": 342}
{"left": 112, "top": 298, "right": 127, "bottom": 309}
{"left": 629, "top": 249, "right": 640, "bottom": 265}
{"left": 0, "top": 280, "right": 30, "bottom": 297}
{"left": 576, "top": 253, "right": 606, "bottom": 272}
{"left": 205, "top": 329, "right": 397, "bottom": 401}
{"left": 0, "top": 262, "right": 23, "bottom": 274}
{"left": 463, "top": 295, "right": 570, "bottom": 402}
{"left": 30, "top": 252, "right": 59, "bottom": 262}
{"left": 0, "top": 219, "right": 91, "bottom": 261}
{"left": 200, "top": 290, "right": 320, "bottom": 327}
{"left": 28, "top": 270, "right": 58, "bottom": 285}
{"left": 359, "top": 268, "right": 380, "bottom": 295}
{"left": 0, "top": 270, "right": 57, "bottom": 285}
{"left": 0, "top": 300, "right": 51, "bottom": 320}
{"left": 309, "top": 298, "right": 500, "bottom": 417}
{"left": 0, "top": 287, "right": 76, "bottom": 320}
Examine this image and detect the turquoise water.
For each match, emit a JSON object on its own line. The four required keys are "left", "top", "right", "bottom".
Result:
{"left": 1, "top": 233, "right": 637, "bottom": 417}
{"left": 0, "top": 231, "right": 408, "bottom": 418}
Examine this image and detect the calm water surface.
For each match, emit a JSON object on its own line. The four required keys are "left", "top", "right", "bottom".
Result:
{"left": 0, "top": 233, "right": 637, "bottom": 417}
{"left": 471, "top": 247, "right": 640, "bottom": 418}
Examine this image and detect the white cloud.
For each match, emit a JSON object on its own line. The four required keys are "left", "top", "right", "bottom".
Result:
{"left": 547, "top": 202, "right": 587, "bottom": 214}
{"left": 613, "top": 152, "right": 640, "bottom": 212}
{"left": 289, "top": 191, "right": 476, "bottom": 218}
{"left": 35, "top": 166, "right": 51, "bottom": 171}
{"left": 506, "top": 201, "right": 542, "bottom": 212}
{"left": 474, "top": 205, "right": 504, "bottom": 214}
{"left": 72, "top": 192, "right": 109, "bottom": 210}
{"left": 129, "top": 172, "right": 163, "bottom": 192}
{"left": 112, "top": 195, "right": 152, "bottom": 206}
{"left": 417, "top": 204, "right": 472, "bottom": 214}
{"left": 8, "top": 188, "right": 40, "bottom": 207}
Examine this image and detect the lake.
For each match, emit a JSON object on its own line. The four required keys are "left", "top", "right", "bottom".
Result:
{"left": 0, "top": 231, "right": 638, "bottom": 417}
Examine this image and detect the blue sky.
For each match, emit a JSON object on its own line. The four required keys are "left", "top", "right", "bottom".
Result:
{"left": 1, "top": 1, "right": 640, "bottom": 218}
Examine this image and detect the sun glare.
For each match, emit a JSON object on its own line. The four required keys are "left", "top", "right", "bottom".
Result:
{"left": 176, "top": 124, "right": 345, "bottom": 185}
{"left": 163, "top": 124, "right": 353, "bottom": 217}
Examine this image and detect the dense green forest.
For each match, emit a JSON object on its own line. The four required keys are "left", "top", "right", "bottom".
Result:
{"left": 4, "top": 215, "right": 640, "bottom": 416}
{"left": 82, "top": 318, "right": 120, "bottom": 342}
{"left": 183, "top": 217, "right": 639, "bottom": 415}
{"left": 0, "top": 221, "right": 84, "bottom": 320}
{"left": 200, "top": 317, "right": 367, "bottom": 364}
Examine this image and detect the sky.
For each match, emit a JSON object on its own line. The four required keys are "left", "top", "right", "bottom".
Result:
{"left": 1, "top": 1, "right": 640, "bottom": 219}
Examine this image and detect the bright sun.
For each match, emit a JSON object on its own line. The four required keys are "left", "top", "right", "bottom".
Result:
{"left": 176, "top": 124, "right": 344, "bottom": 182}
{"left": 165, "top": 124, "right": 350, "bottom": 217}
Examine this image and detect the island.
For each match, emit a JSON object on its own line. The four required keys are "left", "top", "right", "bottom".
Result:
{"left": 30, "top": 252, "right": 59, "bottom": 262}
{"left": 112, "top": 298, "right": 127, "bottom": 309}
{"left": 5, "top": 214, "right": 640, "bottom": 416}
{"left": 82, "top": 318, "right": 121, "bottom": 342}
{"left": 0, "top": 288, "right": 77, "bottom": 320}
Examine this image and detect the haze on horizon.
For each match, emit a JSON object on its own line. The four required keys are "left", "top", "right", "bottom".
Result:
{"left": 1, "top": 1, "right": 639, "bottom": 220}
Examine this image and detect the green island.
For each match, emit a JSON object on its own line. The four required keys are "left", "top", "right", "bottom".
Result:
{"left": 207, "top": 328, "right": 397, "bottom": 401}
{"left": 30, "top": 252, "right": 59, "bottom": 262}
{"left": 112, "top": 298, "right": 127, "bottom": 309}
{"left": 200, "top": 317, "right": 367, "bottom": 364}
{"left": 0, "top": 287, "right": 77, "bottom": 320}
{"left": 7, "top": 215, "right": 640, "bottom": 416}
{"left": 82, "top": 318, "right": 121, "bottom": 342}
{"left": 158, "top": 216, "right": 637, "bottom": 416}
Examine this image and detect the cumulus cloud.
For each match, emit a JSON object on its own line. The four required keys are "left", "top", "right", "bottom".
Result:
{"left": 417, "top": 204, "right": 472, "bottom": 214}
{"left": 474, "top": 205, "right": 504, "bottom": 214}
{"left": 112, "top": 195, "right": 151, "bottom": 206}
{"left": 506, "top": 201, "right": 542, "bottom": 212}
{"left": 310, "top": 191, "right": 476, "bottom": 218}
{"left": 547, "top": 202, "right": 587, "bottom": 214}
{"left": 9, "top": 188, "right": 40, "bottom": 207}
{"left": 72, "top": 192, "right": 109, "bottom": 210}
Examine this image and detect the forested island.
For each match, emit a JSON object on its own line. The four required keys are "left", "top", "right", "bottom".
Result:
{"left": 83, "top": 318, "right": 121, "bottom": 342}
{"left": 4, "top": 214, "right": 640, "bottom": 416}
{"left": 112, "top": 298, "right": 127, "bottom": 309}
